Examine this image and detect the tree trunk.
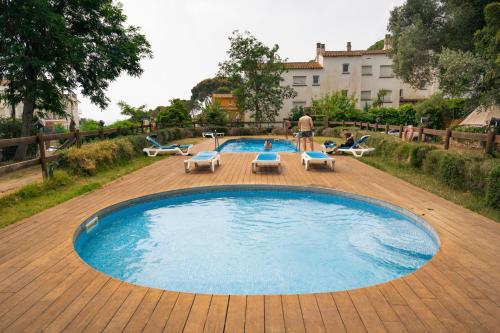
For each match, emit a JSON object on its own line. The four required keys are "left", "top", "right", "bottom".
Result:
{"left": 10, "top": 103, "right": 16, "bottom": 119}
{"left": 13, "top": 96, "right": 35, "bottom": 161}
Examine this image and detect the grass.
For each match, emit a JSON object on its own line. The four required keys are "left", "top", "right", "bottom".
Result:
{"left": 0, "top": 138, "right": 200, "bottom": 229}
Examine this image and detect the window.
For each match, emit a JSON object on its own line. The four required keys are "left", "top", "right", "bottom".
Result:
{"left": 341, "top": 90, "right": 348, "bottom": 96}
{"left": 381, "top": 90, "right": 392, "bottom": 103}
{"left": 293, "top": 76, "right": 307, "bottom": 86}
{"left": 292, "top": 101, "right": 306, "bottom": 108}
{"left": 313, "top": 75, "right": 320, "bottom": 85}
{"left": 360, "top": 91, "right": 371, "bottom": 101}
{"left": 379, "top": 65, "right": 394, "bottom": 78}
{"left": 342, "top": 64, "right": 350, "bottom": 73}
{"left": 361, "top": 65, "right": 372, "bottom": 76}
{"left": 399, "top": 89, "right": 403, "bottom": 97}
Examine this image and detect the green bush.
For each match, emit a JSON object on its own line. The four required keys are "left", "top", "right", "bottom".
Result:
{"left": 486, "top": 165, "right": 500, "bottom": 208}
{"left": 410, "top": 145, "right": 436, "bottom": 168}
{"left": 422, "top": 150, "right": 444, "bottom": 175}
{"left": 438, "top": 153, "right": 466, "bottom": 189}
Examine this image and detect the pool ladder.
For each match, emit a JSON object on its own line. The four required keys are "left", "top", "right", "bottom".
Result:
{"left": 214, "top": 130, "right": 220, "bottom": 150}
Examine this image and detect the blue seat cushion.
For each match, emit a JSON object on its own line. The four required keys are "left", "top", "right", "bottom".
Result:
{"left": 256, "top": 153, "right": 279, "bottom": 161}
{"left": 191, "top": 151, "right": 218, "bottom": 161}
{"left": 305, "top": 152, "right": 329, "bottom": 159}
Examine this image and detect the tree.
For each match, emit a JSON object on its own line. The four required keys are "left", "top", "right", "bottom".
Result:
{"left": 372, "top": 90, "right": 389, "bottom": 108}
{"left": 190, "top": 77, "right": 235, "bottom": 108}
{"left": 117, "top": 101, "right": 150, "bottom": 123}
{"left": 196, "top": 101, "right": 228, "bottom": 126}
{"left": 0, "top": 1, "right": 152, "bottom": 159}
{"left": 310, "top": 92, "right": 359, "bottom": 120}
{"left": 219, "top": 31, "right": 296, "bottom": 125}
{"left": 367, "top": 39, "right": 384, "bottom": 50}
{"left": 387, "top": 0, "right": 497, "bottom": 105}
{"left": 156, "top": 99, "right": 191, "bottom": 126}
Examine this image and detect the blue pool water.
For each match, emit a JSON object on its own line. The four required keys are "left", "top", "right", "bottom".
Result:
{"left": 75, "top": 187, "right": 439, "bottom": 295}
{"left": 217, "top": 138, "right": 298, "bottom": 152}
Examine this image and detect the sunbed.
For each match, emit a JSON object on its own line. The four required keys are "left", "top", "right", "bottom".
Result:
{"left": 252, "top": 152, "right": 281, "bottom": 173}
{"left": 143, "top": 136, "right": 193, "bottom": 157}
{"left": 184, "top": 151, "right": 221, "bottom": 173}
{"left": 202, "top": 132, "right": 225, "bottom": 138}
{"left": 337, "top": 135, "right": 375, "bottom": 158}
{"left": 301, "top": 151, "right": 335, "bottom": 171}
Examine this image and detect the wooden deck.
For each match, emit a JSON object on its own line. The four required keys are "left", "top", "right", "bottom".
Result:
{"left": 0, "top": 138, "right": 499, "bottom": 332}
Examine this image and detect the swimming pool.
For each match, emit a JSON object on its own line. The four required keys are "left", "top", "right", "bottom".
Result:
{"left": 74, "top": 186, "right": 439, "bottom": 295}
{"left": 217, "top": 138, "right": 298, "bottom": 152}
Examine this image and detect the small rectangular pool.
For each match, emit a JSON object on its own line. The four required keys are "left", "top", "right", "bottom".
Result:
{"left": 217, "top": 138, "right": 299, "bottom": 153}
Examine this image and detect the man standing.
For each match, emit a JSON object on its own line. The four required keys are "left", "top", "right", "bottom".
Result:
{"left": 298, "top": 112, "right": 314, "bottom": 151}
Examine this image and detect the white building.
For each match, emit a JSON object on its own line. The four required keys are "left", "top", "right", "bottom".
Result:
{"left": 0, "top": 81, "right": 80, "bottom": 130}
{"left": 280, "top": 37, "right": 437, "bottom": 119}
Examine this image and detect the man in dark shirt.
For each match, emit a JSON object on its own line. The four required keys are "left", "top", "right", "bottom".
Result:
{"left": 332, "top": 132, "right": 354, "bottom": 153}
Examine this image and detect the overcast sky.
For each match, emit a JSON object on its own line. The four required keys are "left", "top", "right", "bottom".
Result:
{"left": 79, "top": 0, "right": 404, "bottom": 124}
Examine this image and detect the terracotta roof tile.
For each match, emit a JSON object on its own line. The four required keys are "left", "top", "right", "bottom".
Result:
{"left": 323, "top": 49, "right": 387, "bottom": 57}
{"left": 284, "top": 61, "right": 323, "bottom": 69}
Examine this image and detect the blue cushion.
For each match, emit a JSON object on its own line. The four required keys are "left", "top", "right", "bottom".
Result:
{"left": 191, "top": 151, "right": 218, "bottom": 161}
{"left": 305, "top": 152, "right": 329, "bottom": 159}
{"left": 256, "top": 153, "right": 279, "bottom": 161}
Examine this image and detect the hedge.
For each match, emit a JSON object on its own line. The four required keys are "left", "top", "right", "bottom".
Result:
{"left": 327, "top": 131, "right": 500, "bottom": 209}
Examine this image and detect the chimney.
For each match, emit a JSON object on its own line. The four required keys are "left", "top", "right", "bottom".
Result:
{"left": 316, "top": 42, "right": 325, "bottom": 56}
{"left": 347, "top": 42, "right": 352, "bottom": 52}
{"left": 383, "top": 34, "right": 391, "bottom": 50}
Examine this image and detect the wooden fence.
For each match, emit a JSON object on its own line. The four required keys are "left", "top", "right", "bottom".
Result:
{"left": 0, "top": 124, "right": 152, "bottom": 179}
{"left": 0, "top": 120, "right": 498, "bottom": 180}
{"left": 327, "top": 120, "right": 499, "bottom": 154}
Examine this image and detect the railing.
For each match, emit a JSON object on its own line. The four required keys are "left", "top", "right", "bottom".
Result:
{"left": 327, "top": 121, "right": 499, "bottom": 154}
{"left": 0, "top": 124, "right": 152, "bottom": 178}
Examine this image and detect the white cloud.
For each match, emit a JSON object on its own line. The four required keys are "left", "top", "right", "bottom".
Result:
{"left": 79, "top": 0, "right": 404, "bottom": 124}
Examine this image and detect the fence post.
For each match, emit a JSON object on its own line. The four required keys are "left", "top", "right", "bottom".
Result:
{"left": 444, "top": 128, "right": 452, "bottom": 150}
{"left": 485, "top": 128, "right": 495, "bottom": 155}
{"left": 99, "top": 127, "right": 104, "bottom": 140}
{"left": 149, "top": 123, "right": 152, "bottom": 133}
{"left": 385, "top": 124, "right": 389, "bottom": 134}
{"left": 375, "top": 123, "right": 379, "bottom": 132}
{"left": 399, "top": 124, "right": 403, "bottom": 138}
{"left": 417, "top": 127, "right": 424, "bottom": 142}
{"left": 37, "top": 132, "right": 48, "bottom": 179}
{"left": 75, "top": 129, "right": 82, "bottom": 148}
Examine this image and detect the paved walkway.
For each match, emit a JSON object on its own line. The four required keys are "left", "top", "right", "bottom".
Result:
{"left": 0, "top": 138, "right": 499, "bottom": 332}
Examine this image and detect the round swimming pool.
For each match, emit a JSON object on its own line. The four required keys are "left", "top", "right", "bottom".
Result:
{"left": 217, "top": 138, "right": 298, "bottom": 152}
{"left": 74, "top": 186, "right": 439, "bottom": 295}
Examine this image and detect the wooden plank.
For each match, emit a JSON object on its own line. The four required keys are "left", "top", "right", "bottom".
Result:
{"left": 0, "top": 136, "right": 37, "bottom": 148}
{"left": 102, "top": 286, "right": 148, "bottom": 332}
{"left": 265, "top": 295, "right": 285, "bottom": 333}
{"left": 183, "top": 294, "right": 212, "bottom": 333}
{"left": 282, "top": 294, "right": 305, "bottom": 333}
{"left": 0, "top": 158, "right": 39, "bottom": 176}
{"left": 224, "top": 295, "right": 246, "bottom": 333}
{"left": 123, "top": 288, "right": 163, "bottom": 333}
{"left": 245, "top": 295, "right": 264, "bottom": 333}
{"left": 331, "top": 291, "right": 367, "bottom": 333}
{"left": 298, "top": 294, "right": 326, "bottom": 333}
{"left": 163, "top": 292, "right": 195, "bottom": 332}
{"left": 315, "top": 293, "right": 346, "bottom": 333}
{"left": 142, "top": 291, "right": 178, "bottom": 333}
{"left": 203, "top": 295, "right": 229, "bottom": 333}
{"left": 348, "top": 289, "right": 387, "bottom": 333}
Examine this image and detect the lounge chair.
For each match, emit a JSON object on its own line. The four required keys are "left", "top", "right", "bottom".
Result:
{"left": 252, "top": 152, "right": 281, "bottom": 173}
{"left": 184, "top": 151, "right": 220, "bottom": 173}
{"left": 202, "top": 132, "right": 225, "bottom": 138}
{"left": 321, "top": 142, "right": 337, "bottom": 154}
{"left": 301, "top": 151, "right": 335, "bottom": 171}
{"left": 143, "top": 136, "right": 193, "bottom": 157}
{"left": 337, "top": 135, "right": 375, "bottom": 158}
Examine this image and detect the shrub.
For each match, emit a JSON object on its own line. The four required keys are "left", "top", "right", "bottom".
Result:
{"left": 394, "top": 143, "right": 412, "bottom": 164}
{"left": 409, "top": 145, "right": 436, "bottom": 168}
{"left": 486, "top": 165, "right": 500, "bottom": 208}
{"left": 422, "top": 150, "right": 443, "bottom": 175}
{"left": 322, "top": 128, "right": 334, "bottom": 137}
{"left": 60, "top": 138, "right": 137, "bottom": 175}
{"left": 438, "top": 153, "right": 466, "bottom": 189}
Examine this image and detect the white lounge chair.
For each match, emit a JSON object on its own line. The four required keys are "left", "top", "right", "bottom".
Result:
{"left": 184, "top": 151, "right": 221, "bottom": 173}
{"left": 202, "top": 132, "right": 225, "bottom": 138}
{"left": 301, "top": 151, "right": 335, "bottom": 171}
{"left": 143, "top": 136, "right": 193, "bottom": 157}
{"left": 252, "top": 152, "right": 281, "bottom": 173}
{"left": 337, "top": 135, "right": 375, "bottom": 158}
